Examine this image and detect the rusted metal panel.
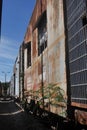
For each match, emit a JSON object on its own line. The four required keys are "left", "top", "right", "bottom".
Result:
{"left": 41, "top": 0, "right": 47, "bottom": 12}
{"left": 72, "top": 102, "right": 87, "bottom": 109}
{"left": 46, "top": 0, "right": 66, "bottom": 116}
{"left": 24, "top": 0, "right": 67, "bottom": 117}
{"left": 30, "top": 0, "right": 47, "bottom": 30}
{"left": 32, "top": 63, "right": 39, "bottom": 90}
{"left": 24, "top": 25, "right": 32, "bottom": 43}
{"left": 24, "top": 61, "right": 40, "bottom": 91}
{"left": 38, "top": 61, "right": 41, "bottom": 75}
{"left": 72, "top": 102, "right": 87, "bottom": 124}
{"left": 32, "top": 29, "right": 37, "bottom": 60}
{"left": 24, "top": 69, "right": 33, "bottom": 93}
{"left": 75, "top": 110, "right": 87, "bottom": 125}
{"left": 47, "top": 0, "right": 64, "bottom": 46}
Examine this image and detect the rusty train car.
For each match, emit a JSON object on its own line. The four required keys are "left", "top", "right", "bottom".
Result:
{"left": 23, "top": 0, "right": 87, "bottom": 125}
{"left": 64, "top": 0, "right": 87, "bottom": 125}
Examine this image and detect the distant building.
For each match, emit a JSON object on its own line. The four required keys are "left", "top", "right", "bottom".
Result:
{"left": 10, "top": 56, "right": 19, "bottom": 97}
{"left": 10, "top": 75, "right": 14, "bottom": 96}
{"left": 10, "top": 43, "right": 24, "bottom": 99}
{"left": 15, "top": 56, "right": 19, "bottom": 97}
{"left": 19, "top": 43, "right": 24, "bottom": 100}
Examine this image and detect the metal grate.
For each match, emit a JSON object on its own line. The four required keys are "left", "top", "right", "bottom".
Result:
{"left": 66, "top": 0, "right": 87, "bottom": 104}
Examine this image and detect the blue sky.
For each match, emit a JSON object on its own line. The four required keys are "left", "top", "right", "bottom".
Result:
{"left": 0, "top": 0, "right": 36, "bottom": 82}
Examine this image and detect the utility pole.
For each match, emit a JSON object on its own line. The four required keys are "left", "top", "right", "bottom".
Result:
{"left": 2, "top": 71, "right": 10, "bottom": 96}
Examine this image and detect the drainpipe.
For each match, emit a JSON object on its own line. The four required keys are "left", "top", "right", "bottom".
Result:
{"left": 40, "top": 44, "right": 44, "bottom": 109}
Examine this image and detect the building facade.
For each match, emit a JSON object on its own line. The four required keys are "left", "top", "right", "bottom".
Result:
{"left": 24, "top": 0, "right": 67, "bottom": 117}
{"left": 11, "top": 0, "right": 87, "bottom": 125}
{"left": 10, "top": 75, "right": 14, "bottom": 96}
{"left": 10, "top": 56, "right": 20, "bottom": 97}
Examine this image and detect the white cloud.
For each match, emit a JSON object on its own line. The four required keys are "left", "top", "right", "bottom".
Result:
{"left": 0, "top": 36, "right": 20, "bottom": 47}
{"left": 0, "top": 36, "right": 21, "bottom": 82}
{"left": 0, "top": 62, "right": 13, "bottom": 67}
{"left": 0, "top": 52, "right": 16, "bottom": 60}
{"left": 0, "top": 36, "right": 20, "bottom": 60}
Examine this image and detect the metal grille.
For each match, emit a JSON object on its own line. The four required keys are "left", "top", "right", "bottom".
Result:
{"left": 66, "top": 0, "right": 87, "bottom": 104}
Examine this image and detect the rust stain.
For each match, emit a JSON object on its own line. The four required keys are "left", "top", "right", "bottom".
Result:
{"left": 75, "top": 110, "right": 87, "bottom": 125}
{"left": 24, "top": 0, "right": 47, "bottom": 51}
{"left": 32, "top": 29, "right": 37, "bottom": 59}
{"left": 30, "top": 0, "right": 47, "bottom": 30}
{"left": 53, "top": 0, "right": 59, "bottom": 29}
{"left": 24, "top": 25, "right": 32, "bottom": 43}
{"left": 72, "top": 102, "right": 87, "bottom": 109}
{"left": 38, "top": 61, "right": 41, "bottom": 75}
{"left": 24, "top": 0, "right": 67, "bottom": 117}
{"left": 72, "top": 102, "right": 87, "bottom": 125}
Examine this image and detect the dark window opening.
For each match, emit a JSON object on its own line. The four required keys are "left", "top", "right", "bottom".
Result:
{"left": 82, "top": 15, "right": 87, "bottom": 26}
{"left": 38, "top": 12, "right": 47, "bottom": 56}
{"left": 27, "top": 42, "right": 31, "bottom": 68}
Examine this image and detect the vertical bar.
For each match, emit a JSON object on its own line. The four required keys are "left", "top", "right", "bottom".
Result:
{"left": 41, "top": 45, "right": 44, "bottom": 109}
{"left": 63, "top": 0, "right": 75, "bottom": 120}
{"left": 14, "top": 73, "right": 15, "bottom": 96}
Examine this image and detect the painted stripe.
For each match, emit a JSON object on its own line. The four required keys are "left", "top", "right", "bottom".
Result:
{"left": 0, "top": 100, "right": 14, "bottom": 103}
{"left": 15, "top": 102, "right": 24, "bottom": 111}
{"left": 0, "top": 101, "right": 24, "bottom": 116}
{"left": 0, "top": 109, "right": 24, "bottom": 116}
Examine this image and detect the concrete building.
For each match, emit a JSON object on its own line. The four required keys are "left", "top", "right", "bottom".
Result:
{"left": 15, "top": 56, "right": 19, "bottom": 97}
{"left": 10, "top": 56, "right": 20, "bottom": 97}
{"left": 24, "top": 0, "right": 67, "bottom": 117}
{"left": 10, "top": 75, "right": 14, "bottom": 96}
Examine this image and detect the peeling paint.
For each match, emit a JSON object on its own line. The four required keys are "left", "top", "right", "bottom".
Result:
{"left": 24, "top": 0, "right": 67, "bottom": 117}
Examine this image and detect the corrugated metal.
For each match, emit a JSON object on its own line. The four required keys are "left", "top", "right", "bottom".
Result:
{"left": 66, "top": 0, "right": 87, "bottom": 108}
{"left": 32, "top": 29, "right": 37, "bottom": 60}
{"left": 65, "top": 0, "right": 87, "bottom": 125}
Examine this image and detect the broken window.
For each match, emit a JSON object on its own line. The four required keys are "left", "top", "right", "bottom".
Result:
{"left": 38, "top": 11, "right": 47, "bottom": 55}
{"left": 27, "top": 42, "right": 31, "bottom": 68}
